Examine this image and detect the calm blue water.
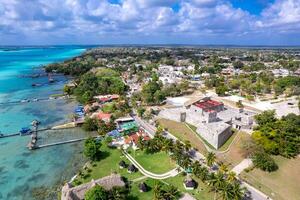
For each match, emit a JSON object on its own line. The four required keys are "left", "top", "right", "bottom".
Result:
{"left": 0, "top": 47, "right": 89, "bottom": 200}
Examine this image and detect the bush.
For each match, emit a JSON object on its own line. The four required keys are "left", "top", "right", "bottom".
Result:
{"left": 251, "top": 152, "right": 278, "bottom": 172}
{"left": 82, "top": 118, "right": 98, "bottom": 132}
{"left": 84, "top": 138, "right": 102, "bottom": 161}
{"left": 85, "top": 185, "right": 108, "bottom": 200}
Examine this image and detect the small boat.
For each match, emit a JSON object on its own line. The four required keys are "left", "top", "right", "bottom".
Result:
{"left": 31, "top": 83, "right": 42, "bottom": 87}
{"left": 20, "top": 99, "right": 30, "bottom": 103}
{"left": 19, "top": 127, "right": 32, "bottom": 136}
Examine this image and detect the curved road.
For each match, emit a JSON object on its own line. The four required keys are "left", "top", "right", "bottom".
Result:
{"left": 123, "top": 151, "right": 182, "bottom": 180}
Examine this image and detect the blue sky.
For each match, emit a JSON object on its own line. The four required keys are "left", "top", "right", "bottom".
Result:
{"left": 0, "top": 0, "right": 299, "bottom": 45}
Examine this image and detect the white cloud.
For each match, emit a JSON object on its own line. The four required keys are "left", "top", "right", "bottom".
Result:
{"left": 0, "top": 0, "right": 299, "bottom": 44}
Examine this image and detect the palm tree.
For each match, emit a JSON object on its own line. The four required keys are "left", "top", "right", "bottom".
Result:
{"left": 163, "top": 185, "right": 179, "bottom": 200}
{"left": 181, "top": 154, "right": 192, "bottom": 169}
{"left": 219, "top": 163, "right": 229, "bottom": 174}
{"left": 208, "top": 172, "right": 225, "bottom": 200}
{"left": 184, "top": 140, "right": 192, "bottom": 152}
{"left": 231, "top": 181, "right": 246, "bottom": 200}
{"left": 219, "top": 181, "right": 234, "bottom": 200}
{"left": 206, "top": 152, "right": 216, "bottom": 167}
{"left": 192, "top": 161, "right": 202, "bottom": 176}
{"left": 227, "top": 171, "right": 237, "bottom": 183}
{"left": 199, "top": 166, "right": 209, "bottom": 182}
{"left": 164, "top": 138, "right": 174, "bottom": 153}
{"left": 174, "top": 140, "right": 184, "bottom": 152}
{"left": 153, "top": 182, "right": 164, "bottom": 200}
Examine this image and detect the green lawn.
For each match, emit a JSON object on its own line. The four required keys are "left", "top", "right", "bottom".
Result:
{"left": 240, "top": 156, "right": 300, "bottom": 200}
{"left": 128, "top": 149, "right": 176, "bottom": 174}
{"left": 128, "top": 174, "right": 215, "bottom": 200}
{"left": 73, "top": 145, "right": 143, "bottom": 185}
{"left": 164, "top": 174, "right": 215, "bottom": 200}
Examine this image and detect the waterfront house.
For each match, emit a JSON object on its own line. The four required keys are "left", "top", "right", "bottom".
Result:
{"left": 61, "top": 174, "right": 125, "bottom": 200}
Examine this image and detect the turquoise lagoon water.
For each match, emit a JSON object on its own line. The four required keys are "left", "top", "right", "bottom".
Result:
{"left": 0, "top": 47, "right": 90, "bottom": 200}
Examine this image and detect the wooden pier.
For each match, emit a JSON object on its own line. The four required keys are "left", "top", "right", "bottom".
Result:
{"left": 35, "top": 138, "right": 88, "bottom": 149}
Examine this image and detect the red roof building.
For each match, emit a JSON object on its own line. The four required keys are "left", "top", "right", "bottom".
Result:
{"left": 97, "top": 113, "right": 112, "bottom": 122}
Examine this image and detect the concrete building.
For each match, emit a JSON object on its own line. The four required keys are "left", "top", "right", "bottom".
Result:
{"left": 158, "top": 97, "right": 254, "bottom": 149}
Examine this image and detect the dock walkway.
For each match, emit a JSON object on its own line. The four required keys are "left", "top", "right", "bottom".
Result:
{"left": 37, "top": 137, "right": 88, "bottom": 149}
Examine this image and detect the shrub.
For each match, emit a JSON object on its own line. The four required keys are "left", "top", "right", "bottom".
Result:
{"left": 251, "top": 152, "right": 278, "bottom": 172}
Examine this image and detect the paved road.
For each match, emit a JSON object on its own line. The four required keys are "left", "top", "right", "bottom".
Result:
{"left": 133, "top": 115, "right": 271, "bottom": 200}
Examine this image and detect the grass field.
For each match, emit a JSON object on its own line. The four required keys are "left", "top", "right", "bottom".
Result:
{"left": 217, "top": 132, "right": 250, "bottom": 168}
{"left": 73, "top": 145, "right": 143, "bottom": 185}
{"left": 157, "top": 118, "right": 208, "bottom": 154}
{"left": 240, "top": 156, "right": 300, "bottom": 200}
{"left": 128, "top": 149, "right": 176, "bottom": 174}
{"left": 164, "top": 174, "right": 215, "bottom": 200}
{"left": 128, "top": 174, "right": 215, "bottom": 200}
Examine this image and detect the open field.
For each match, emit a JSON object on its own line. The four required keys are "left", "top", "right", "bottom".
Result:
{"left": 240, "top": 156, "right": 300, "bottom": 200}
{"left": 128, "top": 149, "right": 176, "bottom": 174}
{"left": 73, "top": 145, "right": 143, "bottom": 185}
{"left": 157, "top": 118, "right": 208, "bottom": 154}
{"left": 217, "top": 132, "right": 250, "bottom": 168}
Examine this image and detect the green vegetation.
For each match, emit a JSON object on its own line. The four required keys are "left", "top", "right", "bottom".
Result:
{"left": 82, "top": 118, "right": 98, "bottom": 132}
{"left": 74, "top": 69, "right": 126, "bottom": 104}
{"left": 85, "top": 185, "right": 107, "bottom": 200}
{"left": 253, "top": 111, "right": 300, "bottom": 158}
{"left": 251, "top": 151, "right": 278, "bottom": 172}
{"left": 192, "top": 160, "right": 246, "bottom": 200}
{"left": 141, "top": 73, "right": 165, "bottom": 105}
{"left": 85, "top": 185, "right": 129, "bottom": 200}
{"left": 83, "top": 138, "right": 102, "bottom": 161}
{"left": 74, "top": 145, "right": 143, "bottom": 185}
{"left": 128, "top": 149, "right": 176, "bottom": 174}
{"left": 82, "top": 118, "right": 116, "bottom": 135}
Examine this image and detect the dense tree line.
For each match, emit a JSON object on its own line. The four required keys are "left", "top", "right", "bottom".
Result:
{"left": 71, "top": 68, "right": 126, "bottom": 104}
{"left": 253, "top": 111, "right": 300, "bottom": 158}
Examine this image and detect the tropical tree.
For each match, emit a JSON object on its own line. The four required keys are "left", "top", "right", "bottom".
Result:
{"left": 163, "top": 185, "right": 179, "bottom": 200}
{"left": 184, "top": 140, "right": 192, "bottom": 152}
{"left": 85, "top": 185, "right": 108, "bottom": 200}
{"left": 83, "top": 137, "right": 102, "bottom": 161}
{"left": 226, "top": 171, "right": 237, "bottom": 183}
{"left": 206, "top": 152, "right": 216, "bottom": 167}
{"left": 231, "top": 181, "right": 246, "bottom": 200}
{"left": 153, "top": 183, "right": 164, "bottom": 200}
{"left": 219, "top": 163, "right": 229, "bottom": 174}
{"left": 108, "top": 186, "right": 128, "bottom": 200}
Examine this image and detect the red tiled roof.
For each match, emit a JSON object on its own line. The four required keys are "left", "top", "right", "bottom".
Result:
{"left": 97, "top": 113, "right": 111, "bottom": 120}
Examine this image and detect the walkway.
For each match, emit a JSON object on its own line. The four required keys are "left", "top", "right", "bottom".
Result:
{"left": 123, "top": 151, "right": 182, "bottom": 180}
{"left": 232, "top": 159, "right": 253, "bottom": 175}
